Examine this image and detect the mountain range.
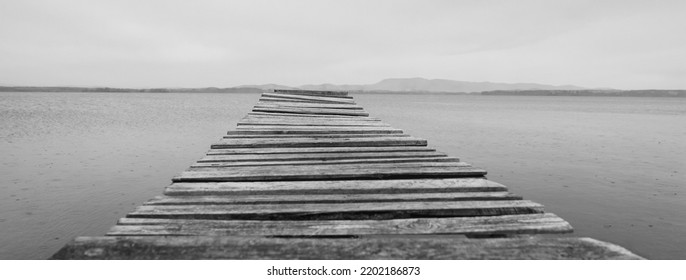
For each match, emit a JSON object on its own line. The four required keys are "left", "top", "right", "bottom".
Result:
{"left": 243, "top": 77, "right": 588, "bottom": 93}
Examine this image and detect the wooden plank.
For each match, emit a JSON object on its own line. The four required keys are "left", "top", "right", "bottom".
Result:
{"left": 183, "top": 161, "right": 472, "bottom": 172}
{"left": 199, "top": 151, "right": 448, "bottom": 162}
{"left": 173, "top": 165, "right": 486, "bottom": 182}
{"left": 252, "top": 107, "right": 369, "bottom": 116}
{"left": 259, "top": 97, "right": 355, "bottom": 105}
{"left": 228, "top": 127, "right": 404, "bottom": 134}
{"left": 190, "top": 157, "right": 461, "bottom": 168}
{"left": 273, "top": 89, "right": 350, "bottom": 98}
{"left": 126, "top": 200, "right": 544, "bottom": 220}
{"left": 245, "top": 114, "right": 381, "bottom": 121}
{"left": 206, "top": 146, "right": 435, "bottom": 155}
{"left": 253, "top": 104, "right": 364, "bottom": 111}
{"left": 223, "top": 133, "right": 410, "bottom": 139}
{"left": 51, "top": 236, "right": 643, "bottom": 260}
{"left": 144, "top": 192, "right": 520, "bottom": 205}
{"left": 164, "top": 179, "right": 509, "bottom": 196}
{"left": 109, "top": 213, "right": 570, "bottom": 237}
{"left": 210, "top": 136, "right": 427, "bottom": 149}
{"left": 254, "top": 102, "right": 363, "bottom": 109}
{"left": 237, "top": 120, "right": 391, "bottom": 127}
{"left": 262, "top": 93, "right": 357, "bottom": 104}
{"left": 241, "top": 115, "right": 383, "bottom": 123}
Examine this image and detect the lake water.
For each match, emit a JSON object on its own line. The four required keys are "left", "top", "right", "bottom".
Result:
{"left": 1, "top": 92, "right": 684, "bottom": 259}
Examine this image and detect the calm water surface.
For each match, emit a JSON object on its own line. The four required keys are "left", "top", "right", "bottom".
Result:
{"left": 1, "top": 92, "right": 684, "bottom": 259}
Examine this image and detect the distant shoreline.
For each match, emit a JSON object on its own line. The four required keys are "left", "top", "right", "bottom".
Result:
{"left": 1, "top": 86, "right": 685, "bottom": 97}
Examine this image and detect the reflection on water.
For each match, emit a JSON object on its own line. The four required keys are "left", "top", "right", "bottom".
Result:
{"left": 1, "top": 92, "right": 684, "bottom": 259}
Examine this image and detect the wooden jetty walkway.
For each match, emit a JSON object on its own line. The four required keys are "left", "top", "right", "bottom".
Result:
{"left": 52, "top": 89, "right": 642, "bottom": 259}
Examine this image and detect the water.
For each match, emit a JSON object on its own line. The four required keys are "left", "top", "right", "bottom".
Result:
{"left": 1, "top": 92, "right": 684, "bottom": 259}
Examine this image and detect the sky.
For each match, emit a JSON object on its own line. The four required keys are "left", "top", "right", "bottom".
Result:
{"left": 1, "top": 0, "right": 685, "bottom": 89}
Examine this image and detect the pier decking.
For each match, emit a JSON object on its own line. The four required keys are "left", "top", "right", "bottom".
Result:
{"left": 52, "top": 89, "right": 642, "bottom": 259}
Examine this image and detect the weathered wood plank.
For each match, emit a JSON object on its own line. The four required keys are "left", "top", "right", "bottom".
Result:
{"left": 223, "top": 133, "right": 410, "bottom": 139}
{"left": 273, "top": 89, "right": 350, "bottom": 98}
{"left": 206, "top": 146, "right": 434, "bottom": 156}
{"left": 258, "top": 97, "right": 355, "bottom": 105}
{"left": 127, "top": 200, "right": 543, "bottom": 220}
{"left": 252, "top": 107, "right": 369, "bottom": 116}
{"left": 144, "top": 192, "right": 520, "bottom": 205}
{"left": 244, "top": 114, "right": 381, "bottom": 121}
{"left": 190, "top": 157, "right": 461, "bottom": 168}
{"left": 211, "top": 136, "right": 427, "bottom": 149}
{"left": 185, "top": 161, "right": 472, "bottom": 171}
{"left": 229, "top": 127, "right": 404, "bottom": 135}
{"left": 199, "top": 151, "right": 448, "bottom": 162}
{"left": 173, "top": 165, "right": 486, "bottom": 182}
{"left": 51, "top": 236, "right": 643, "bottom": 260}
{"left": 262, "top": 92, "right": 356, "bottom": 104}
{"left": 237, "top": 120, "right": 391, "bottom": 127}
{"left": 164, "top": 179, "right": 509, "bottom": 196}
{"left": 109, "top": 213, "right": 569, "bottom": 237}
{"left": 254, "top": 102, "right": 363, "bottom": 109}
{"left": 241, "top": 115, "right": 385, "bottom": 123}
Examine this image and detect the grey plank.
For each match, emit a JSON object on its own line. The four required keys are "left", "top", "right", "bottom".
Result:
{"left": 173, "top": 165, "right": 486, "bottom": 182}
{"left": 51, "top": 236, "right": 643, "bottom": 259}
{"left": 206, "top": 146, "right": 435, "bottom": 155}
{"left": 273, "top": 89, "right": 350, "bottom": 98}
{"left": 258, "top": 98, "right": 356, "bottom": 105}
{"left": 144, "top": 191, "right": 520, "bottom": 205}
{"left": 228, "top": 127, "right": 404, "bottom": 134}
{"left": 252, "top": 107, "right": 369, "bottom": 116}
{"left": 237, "top": 120, "right": 391, "bottom": 127}
{"left": 190, "top": 157, "right": 461, "bottom": 168}
{"left": 210, "top": 136, "right": 427, "bottom": 149}
{"left": 109, "top": 213, "right": 569, "bottom": 237}
{"left": 127, "top": 200, "right": 544, "bottom": 220}
{"left": 245, "top": 113, "right": 381, "bottom": 121}
{"left": 199, "top": 151, "right": 448, "bottom": 162}
{"left": 254, "top": 102, "right": 363, "bottom": 109}
{"left": 223, "top": 134, "right": 410, "bottom": 139}
{"left": 240, "top": 115, "right": 385, "bottom": 123}
{"left": 262, "top": 92, "right": 356, "bottom": 104}
{"left": 164, "top": 178, "right": 509, "bottom": 196}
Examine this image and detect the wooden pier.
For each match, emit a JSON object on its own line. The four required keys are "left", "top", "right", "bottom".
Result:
{"left": 52, "top": 89, "right": 642, "bottom": 259}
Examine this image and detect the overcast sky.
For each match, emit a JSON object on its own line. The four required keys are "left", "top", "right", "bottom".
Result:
{"left": 1, "top": 0, "right": 685, "bottom": 89}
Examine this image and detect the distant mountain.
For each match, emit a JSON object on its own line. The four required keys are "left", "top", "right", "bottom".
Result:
{"left": 299, "top": 77, "right": 587, "bottom": 93}
{"left": 237, "top": 83, "right": 298, "bottom": 90}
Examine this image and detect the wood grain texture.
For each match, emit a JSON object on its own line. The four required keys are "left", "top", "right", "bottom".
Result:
{"left": 252, "top": 107, "right": 370, "bottom": 116}
{"left": 262, "top": 92, "right": 356, "bottom": 104}
{"left": 164, "top": 179, "right": 509, "bottom": 196}
{"left": 108, "top": 213, "right": 569, "bottom": 236}
{"left": 258, "top": 97, "right": 355, "bottom": 105}
{"left": 190, "top": 157, "right": 461, "bottom": 168}
{"left": 262, "top": 92, "right": 355, "bottom": 104}
{"left": 199, "top": 151, "right": 448, "bottom": 162}
{"left": 254, "top": 102, "right": 363, "bottom": 109}
{"left": 144, "top": 191, "right": 520, "bottom": 205}
{"left": 273, "top": 89, "right": 350, "bottom": 98}
{"left": 223, "top": 134, "right": 410, "bottom": 139}
{"left": 237, "top": 120, "right": 391, "bottom": 127}
{"left": 173, "top": 165, "right": 487, "bottom": 182}
{"left": 210, "top": 136, "right": 427, "bottom": 149}
{"left": 240, "top": 115, "right": 385, "bottom": 123}
{"left": 206, "top": 146, "right": 434, "bottom": 155}
{"left": 127, "top": 200, "right": 544, "bottom": 220}
{"left": 51, "top": 236, "right": 643, "bottom": 260}
{"left": 245, "top": 114, "right": 382, "bottom": 121}
{"left": 229, "top": 127, "right": 404, "bottom": 134}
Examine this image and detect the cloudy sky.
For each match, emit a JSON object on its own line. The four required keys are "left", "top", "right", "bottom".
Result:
{"left": 1, "top": 0, "right": 685, "bottom": 89}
